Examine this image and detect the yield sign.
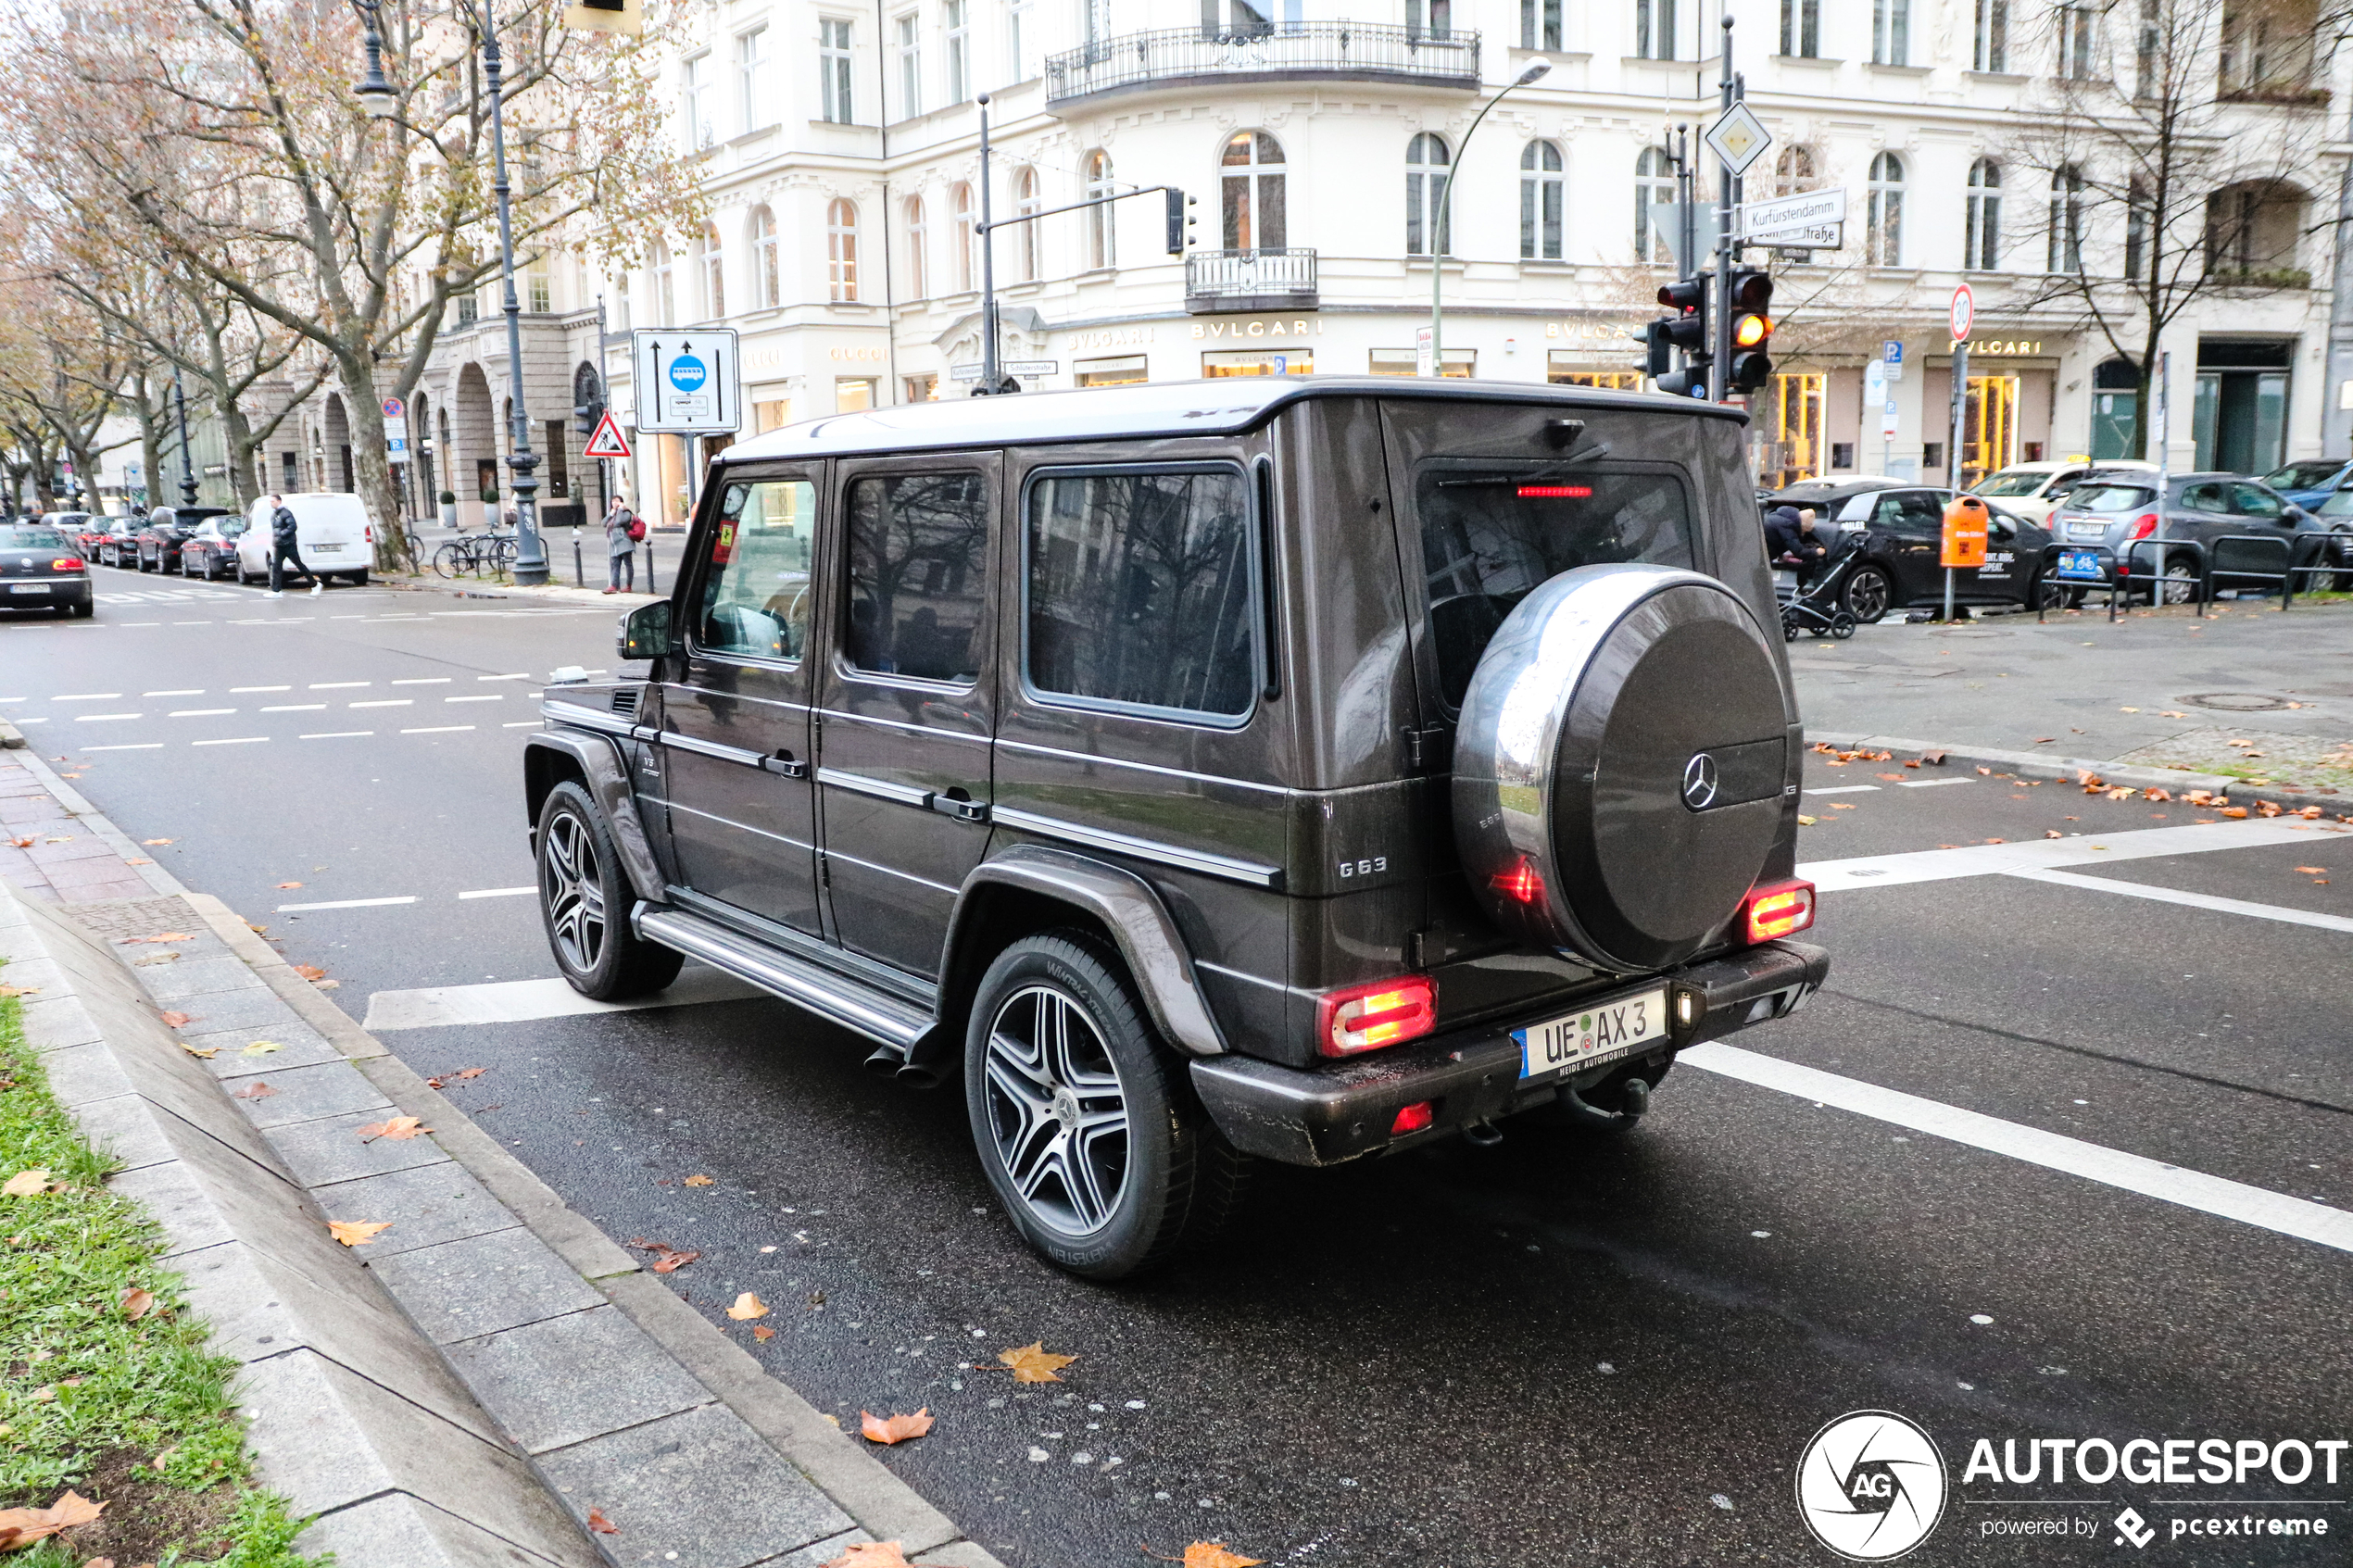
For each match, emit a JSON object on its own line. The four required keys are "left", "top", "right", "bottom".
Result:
{"left": 583, "top": 410, "right": 632, "bottom": 460}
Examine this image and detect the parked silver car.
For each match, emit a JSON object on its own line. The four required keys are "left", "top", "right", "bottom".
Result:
{"left": 2046, "top": 471, "right": 2345, "bottom": 601}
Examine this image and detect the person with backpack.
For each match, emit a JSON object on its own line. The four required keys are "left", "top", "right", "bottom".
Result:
{"left": 603, "top": 495, "right": 641, "bottom": 593}
{"left": 265, "top": 495, "right": 319, "bottom": 596}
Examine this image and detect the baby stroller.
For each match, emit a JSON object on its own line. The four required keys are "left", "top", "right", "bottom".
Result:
{"left": 1775, "top": 530, "right": 1860, "bottom": 642}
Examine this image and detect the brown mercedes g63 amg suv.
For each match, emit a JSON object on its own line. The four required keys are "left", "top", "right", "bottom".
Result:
{"left": 525, "top": 378, "right": 1826, "bottom": 1278}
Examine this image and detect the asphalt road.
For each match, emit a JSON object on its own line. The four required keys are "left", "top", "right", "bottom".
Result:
{"left": 6, "top": 564, "right": 2348, "bottom": 1567}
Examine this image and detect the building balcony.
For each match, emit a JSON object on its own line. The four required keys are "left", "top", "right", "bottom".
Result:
{"left": 1186, "top": 248, "right": 1317, "bottom": 315}
{"left": 1046, "top": 22, "right": 1480, "bottom": 107}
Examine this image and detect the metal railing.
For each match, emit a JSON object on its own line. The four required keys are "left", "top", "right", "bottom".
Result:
{"left": 1046, "top": 21, "right": 1480, "bottom": 103}
{"left": 1185, "top": 248, "right": 1318, "bottom": 305}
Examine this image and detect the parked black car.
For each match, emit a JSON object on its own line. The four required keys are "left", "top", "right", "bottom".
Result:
{"left": 137, "top": 505, "right": 232, "bottom": 572}
{"left": 0, "top": 522, "right": 94, "bottom": 617}
{"left": 94, "top": 517, "right": 142, "bottom": 568}
{"left": 177, "top": 513, "right": 252, "bottom": 580}
{"left": 525, "top": 380, "right": 1831, "bottom": 1278}
{"left": 1767, "top": 483, "right": 2056, "bottom": 621}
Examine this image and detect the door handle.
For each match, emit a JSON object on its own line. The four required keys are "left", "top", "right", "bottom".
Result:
{"left": 933, "top": 789, "right": 989, "bottom": 823}
{"left": 763, "top": 750, "right": 810, "bottom": 778}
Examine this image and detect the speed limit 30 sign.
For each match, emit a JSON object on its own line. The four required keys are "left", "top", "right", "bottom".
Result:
{"left": 1949, "top": 283, "right": 1974, "bottom": 345}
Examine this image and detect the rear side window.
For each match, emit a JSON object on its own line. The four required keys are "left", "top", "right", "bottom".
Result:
{"left": 695, "top": 480, "right": 814, "bottom": 661}
{"left": 1025, "top": 467, "right": 1257, "bottom": 722}
{"left": 844, "top": 471, "right": 988, "bottom": 684}
{"left": 1417, "top": 464, "right": 1695, "bottom": 711}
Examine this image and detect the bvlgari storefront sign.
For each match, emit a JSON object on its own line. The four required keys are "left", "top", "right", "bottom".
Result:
{"left": 1545, "top": 320, "right": 1643, "bottom": 362}
{"left": 1189, "top": 319, "right": 1325, "bottom": 340}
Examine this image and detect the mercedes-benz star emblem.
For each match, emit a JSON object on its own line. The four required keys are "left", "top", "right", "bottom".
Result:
{"left": 1681, "top": 751, "right": 1721, "bottom": 810}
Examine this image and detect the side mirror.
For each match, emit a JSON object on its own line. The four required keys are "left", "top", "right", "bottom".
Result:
{"left": 619, "top": 599, "right": 675, "bottom": 661}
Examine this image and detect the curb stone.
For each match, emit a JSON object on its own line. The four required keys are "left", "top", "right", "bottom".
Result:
{"left": 1809, "top": 730, "right": 2353, "bottom": 815}
{"left": 1, "top": 747, "right": 1007, "bottom": 1568}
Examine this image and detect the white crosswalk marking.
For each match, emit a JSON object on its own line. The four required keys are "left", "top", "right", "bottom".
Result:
{"left": 1802, "top": 818, "right": 2349, "bottom": 892}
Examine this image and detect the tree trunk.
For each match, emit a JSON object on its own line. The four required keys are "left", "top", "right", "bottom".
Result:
{"left": 336, "top": 354, "right": 411, "bottom": 573}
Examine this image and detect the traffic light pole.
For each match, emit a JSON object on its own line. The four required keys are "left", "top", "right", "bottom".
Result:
{"left": 1710, "top": 15, "right": 1735, "bottom": 405}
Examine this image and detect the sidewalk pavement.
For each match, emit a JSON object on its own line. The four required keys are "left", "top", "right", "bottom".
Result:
{"left": 1790, "top": 599, "right": 2353, "bottom": 799}
{"left": 1, "top": 745, "right": 1004, "bottom": 1568}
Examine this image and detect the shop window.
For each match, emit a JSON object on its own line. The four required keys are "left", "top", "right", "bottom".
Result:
{"left": 836, "top": 377, "right": 877, "bottom": 411}
{"left": 1202, "top": 350, "right": 1313, "bottom": 377}
{"left": 1547, "top": 362, "right": 1643, "bottom": 389}
{"left": 1370, "top": 348, "right": 1473, "bottom": 378}
{"left": 1076, "top": 355, "right": 1149, "bottom": 386}
{"left": 1758, "top": 373, "right": 1825, "bottom": 490}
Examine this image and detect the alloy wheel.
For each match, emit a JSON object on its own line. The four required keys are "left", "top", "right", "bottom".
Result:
{"left": 1845, "top": 566, "right": 1891, "bottom": 623}
{"left": 541, "top": 810, "right": 606, "bottom": 973}
{"left": 982, "top": 985, "right": 1131, "bottom": 1236}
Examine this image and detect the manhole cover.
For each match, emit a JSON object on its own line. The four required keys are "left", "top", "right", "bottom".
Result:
{"left": 2181, "top": 693, "right": 2291, "bottom": 712}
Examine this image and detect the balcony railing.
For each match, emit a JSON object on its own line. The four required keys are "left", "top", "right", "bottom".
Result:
{"left": 1186, "top": 248, "right": 1318, "bottom": 314}
{"left": 1047, "top": 22, "right": 1480, "bottom": 105}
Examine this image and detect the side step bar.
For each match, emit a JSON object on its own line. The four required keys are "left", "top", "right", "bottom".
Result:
{"left": 635, "top": 905, "right": 936, "bottom": 1052}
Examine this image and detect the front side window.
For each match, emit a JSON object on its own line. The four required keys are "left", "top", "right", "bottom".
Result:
{"left": 844, "top": 472, "right": 989, "bottom": 683}
{"left": 1417, "top": 464, "right": 1696, "bottom": 710}
{"left": 1026, "top": 469, "right": 1257, "bottom": 721}
{"left": 2231, "top": 483, "right": 2284, "bottom": 517}
{"left": 697, "top": 480, "right": 815, "bottom": 661}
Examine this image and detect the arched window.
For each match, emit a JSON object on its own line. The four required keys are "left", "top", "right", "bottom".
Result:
{"left": 650, "top": 240, "right": 674, "bottom": 327}
{"left": 1014, "top": 167, "right": 1040, "bottom": 282}
{"left": 1519, "top": 141, "right": 1564, "bottom": 260}
{"left": 2048, "top": 166, "right": 2083, "bottom": 274}
{"left": 1220, "top": 131, "right": 1286, "bottom": 251}
{"left": 1635, "top": 145, "right": 1676, "bottom": 262}
{"left": 826, "top": 198, "right": 860, "bottom": 301}
{"left": 698, "top": 221, "right": 725, "bottom": 317}
{"left": 749, "top": 206, "right": 780, "bottom": 308}
{"left": 1965, "top": 159, "right": 2002, "bottom": 271}
{"left": 905, "top": 195, "right": 929, "bottom": 300}
{"left": 1084, "top": 149, "right": 1115, "bottom": 270}
{"left": 1867, "top": 151, "right": 1905, "bottom": 267}
{"left": 1405, "top": 132, "right": 1450, "bottom": 257}
{"left": 1773, "top": 144, "right": 1818, "bottom": 197}
{"left": 951, "top": 182, "right": 975, "bottom": 291}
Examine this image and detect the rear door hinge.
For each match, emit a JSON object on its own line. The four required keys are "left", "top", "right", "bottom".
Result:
{"left": 1404, "top": 726, "right": 1449, "bottom": 772}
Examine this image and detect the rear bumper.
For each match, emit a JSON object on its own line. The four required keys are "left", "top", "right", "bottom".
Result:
{"left": 3, "top": 580, "right": 90, "bottom": 607}
{"left": 1190, "top": 939, "right": 1831, "bottom": 1167}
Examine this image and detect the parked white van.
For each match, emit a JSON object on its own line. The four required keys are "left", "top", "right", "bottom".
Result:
{"left": 236, "top": 494, "right": 373, "bottom": 586}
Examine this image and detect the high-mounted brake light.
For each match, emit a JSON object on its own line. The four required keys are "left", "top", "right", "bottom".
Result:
{"left": 1516, "top": 484, "right": 1593, "bottom": 498}
{"left": 1742, "top": 880, "right": 1816, "bottom": 945}
{"left": 1316, "top": 974, "right": 1438, "bottom": 1057}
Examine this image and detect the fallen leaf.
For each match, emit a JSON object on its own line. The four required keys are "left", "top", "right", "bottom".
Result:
{"left": 2032, "top": 737, "right": 2056, "bottom": 745}
{"left": 0, "top": 985, "right": 40, "bottom": 998}
{"left": 627, "top": 1237, "right": 701, "bottom": 1273}
{"left": 824, "top": 1544, "right": 909, "bottom": 1568}
{"left": 2144, "top": 788, "right": 2171, "bottom": 802}
{"left": 293, "top": 964, "right": 329, "bottom": 982}
{"left": 327, "top": 1220, "right": 392, "bottom": 1246}
{"left": 1180, "top": 1547, "right": 1265, "bottom": 1568}
{"left": 239, "top": 1041, "right": 281, "bottom": 1057}
{"left": 2295, "top": 866, "right": 2326, "bottom": 874}
{"left": 356, "top": 1116, "right": 430, "bottom": 1142}
{"left": 124, "top": 858, "right": 151, "bottom": 865}
{"left": 2160, "top": 709, "right": 2187, "bottom": 718}
{"left": 0, "top": 1488, "right": 106, "bottom": 1549}
{"left": 586, "top": 1508, "right": 620, "bottom": 1536}
{"left": 180, "top": 1044, "right": 219, "bottom": 1060}
{"left": 1829, "top": 803, "right": 1856, "bottom": 810}
{"left": 684, "top": 1173, "right": 714, "bottom": 1187}
{"left": 426, "top": 1066, "right": 488, "bottom": 1088}
{"left": 2106, "top": 787, "right": 2134, "bottom": 801}
{"left": 3, "top": 1170, "right": 51, "bottom": 1198}
{"left": 1875, "top": 772, "right": 1904, "bottom": 782}
{"left": 142, "top": 837, "right": 173, "bottom": 846}
{"left": 275, "top": 881, "right": 302, "bottom": 889}
{"left": 1921, "top": 749, "right": 1947, "bottom": 764}
{"left": 2045, "top": 829, "right": 2063, "bottom": 839}
{"left": 132, "top": 952, "right": 181, "bottom": 966}
{"left": 121, "top": 1286, "right": 155, "bottom": 1320}
{"left": 2220, "top": 807, "right": 2250, "bottom": 819}
{"left": 1796, "top": 814, "right": 1819, "bottom": 826}
{"left": 2120, "top": 706, "right": 2139, "bottom": 713}
{"left": 860, "top": 1408, "right": 934, "bottom": 1445}
{"left": 1983, "top": 838, "right": 2006, "bottom": 845}
{"left": 752, "top": 1324, "right": 776, "bottom": 1341}
{"left": 231, "top": 1082, "right": 277, "bottom": 1100}
{"left": 2299, "top": 806, "right": 2324, "bottom": 820}
{"left": 6, "top": 835, "right": 30, "bottom": 848}
{"left": 158, "top": 1011, "right": 194, "bottom": 1028}
{"left": 999, "top": 1341, "right": 1078, "bottom": 1383}
{"left": 726, "top": 1292, "right": 769, "bottom": 1320}
{"left": 1976, "top": 766, "right": 1993, "bottom": 776}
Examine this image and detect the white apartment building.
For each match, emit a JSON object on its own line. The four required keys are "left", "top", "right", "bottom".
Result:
{"left": 370, "top": 0, "right": 2350, "bottom": 531}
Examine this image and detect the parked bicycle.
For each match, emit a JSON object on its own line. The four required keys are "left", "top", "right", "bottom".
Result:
{"left": 432, "top": 531, "right": 519, "bottom": 580}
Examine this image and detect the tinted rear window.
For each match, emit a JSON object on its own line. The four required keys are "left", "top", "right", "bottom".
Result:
{"left": 0, "top": 527, "right": 68, "bottom": 549}
{"left": 1975, "top": 470, "right": 2051, "bottom": 496}
{"left": 2068, "top": 484, "right": 2155, "bottom": 513}
{"left": 1418, "top": 463, "right": 1696, "bottom": 710}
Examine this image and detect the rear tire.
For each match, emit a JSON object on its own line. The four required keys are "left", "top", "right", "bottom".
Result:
{"left": 1843, "top": 562, "right": 1894, "bottom": 624}
{"left": 535, "top": 781, "right": 683, "bottom": 1001}
{"left": 966, "top": 932, "right": 1248, "bottom": 1280}
{"left": 346, "top": 570, "right": 369, "bottom": 586}
{"left": 70, "top": 599, "right": 92, "bottom": 619}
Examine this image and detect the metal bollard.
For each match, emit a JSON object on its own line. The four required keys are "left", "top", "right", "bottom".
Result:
{"left": 644, "top": 538, "right": 658, "bottom": 596}
{"left": 572, "top": 527, "right": 584, "bottom": 588}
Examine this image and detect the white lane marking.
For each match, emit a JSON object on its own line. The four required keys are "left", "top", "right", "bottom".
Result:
{"left": 363, "top": 968, "right": 765, "bottom": 1031}
{"left": 1897, "top": 777, "right": 1974, "bottom": 789}
{"left": 192, "top": 736, "right": 269, "bottom": 746}
{"left": 144, "top": 688, "right": 204, "bottom": 696}
{"left": 350, "top": 699, "right": 411, "bottom": 709}
{"left": 233, "top": 684, "right": 290, "bottom": 693}
{"left": 446, "top": 695, "right": 503, "bottom": 703}
{"left": 2006, "top": 866, "right": 2353, "bottom": 935}
{"left": 262, "top": 704, "right": 326, "bottom": 712}
{"left": 1802, "top": 818, "right": 2348, "bottom": 893}
{"left": 311, "top": 682, "right": 370, "bottom": 689}
{"left": 458, "top": 886, "right": 535, "bottom": 899}
{"left": 1682, "top": 1042, "right": 2353, "bottom": 1255}
{"left": 53, "top": 693, "right": 122, "bottom": 700}
{"left": 402, "top": 725, "right": 474, "bottom": 734}
{"left": 393, "top": 677, "right": 451, "bottom": 685}
{"left": 300, "top": 731, "right": 373, "bottom": 739}
{"left": 82, "top": 743, "right": 164, "bottom": 752}
{"left": 502, "top": 721, "right": 538, "bottom": 728}
{"left": 277, "top": 896, "right": 419, "bottom": 911}
{"left": 1806, "top": 785, "right": 1881, "bottom": 797}
{"left": 8, "top": 716, "right": 47, "bottom": 723}
{"left": 169, "top": 709, "right": 236, "bottom": 717}
{"left": 481, "top": 672, "right": 531, "bottom": 680}
{"left": 75, "top": 713, "right": 142, "bottom": 722}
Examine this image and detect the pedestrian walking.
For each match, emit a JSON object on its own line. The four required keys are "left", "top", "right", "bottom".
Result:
{"left": 603, "top": 495, "right": 640, "bottom": 594}
{"left": 264, "top": 495, "right": 319, "bottom": 596}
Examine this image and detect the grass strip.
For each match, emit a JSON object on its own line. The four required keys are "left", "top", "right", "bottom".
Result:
{"left": 0, "top": 983, "right": 325, "bottom": 1566}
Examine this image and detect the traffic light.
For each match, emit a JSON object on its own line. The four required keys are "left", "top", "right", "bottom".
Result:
{"left": 1655, "top": 365, "right": 1710, "bottom": 398}
{"left": 1165, "top": 188, "right": 1197, "bottom": 255}
{"left": 1643, "top": 320, "right": 1673, "bottom": 378}
{"left": 573, "top": 395, "right": 605, "bottom": 437}
{"left": 1652, "top": 276, "right": 1709, "bottom": 395}
{"left": 1726, "top": 269, "right": 1775, "bottom": 394}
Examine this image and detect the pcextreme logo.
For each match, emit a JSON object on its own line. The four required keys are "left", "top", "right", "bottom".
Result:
{"left": 1796, "top": 1411, "right": 1951, "bottom": 1561}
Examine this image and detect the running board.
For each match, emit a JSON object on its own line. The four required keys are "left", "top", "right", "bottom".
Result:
{"left": 634, "top": 906, "right": 935, "bottom": 1050}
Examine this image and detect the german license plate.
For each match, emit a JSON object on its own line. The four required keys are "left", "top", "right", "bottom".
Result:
{"left": 8, "top": 583, "right": 50, "bottom": 594}
{"left": 311, "top": 544, "right": 344, "bottom": 553}
{"left": 1516, "top": 986, "right": 1667, "bottom": 1080}
{"left": 2057, "top": 547, "right": 2105, "bottom": 581}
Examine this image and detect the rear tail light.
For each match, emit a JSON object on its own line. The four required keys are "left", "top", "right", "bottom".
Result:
{"left": 1316, "top": 974, "right": 1438, "bottom": 1058}
{"left": 1390, "top": 1100, "right": 1436, "bottom": 1135}
{"left": 365, "top": 525, "right": 374, "bottom": 543}
{"left": 1742, "top": 880, "right": 1816, "bottom": 944}
{"left": 51, "top": 558, "right": 83, "bottom": 571}
{"left": 2127, "top": 513, "right": 2158, "bottom": 540}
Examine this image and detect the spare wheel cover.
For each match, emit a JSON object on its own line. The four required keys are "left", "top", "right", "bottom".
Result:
{"left": 1452, "top": 563, "right": 1793, "bottom": 972}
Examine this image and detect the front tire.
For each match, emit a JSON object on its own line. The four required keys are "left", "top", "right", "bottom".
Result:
{"left": 535, "top": 781, "right": 683, "bottom": 1001}
{"left": 966, "top": 933, "right": 1247, "bottom": 1280}
{"left": 1843, "top": 562, "right": 1894, "bottom": 624}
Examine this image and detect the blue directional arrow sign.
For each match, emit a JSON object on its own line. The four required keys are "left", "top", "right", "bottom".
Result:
{"left": 631, "top": 328, "right": 740, "bottom": 434}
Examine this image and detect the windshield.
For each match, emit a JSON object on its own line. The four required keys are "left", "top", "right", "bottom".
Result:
{"left": 2315, "top": 488, "right": 2353, "bottom": 517}
{"left": 0, "top": 527, "right": 70, "bottom": 549}
{"left": 1417, "top": 463, "right": 1697, "bottom": 710}
{"left": 2067, "top": 484, "right": 2156, "bottom": 514}
{"left": 2262, "top": 460, "right": 2342, "bottom": 491}
{"left": 1975, "top": 470, "right": 2052, "bottom": 497}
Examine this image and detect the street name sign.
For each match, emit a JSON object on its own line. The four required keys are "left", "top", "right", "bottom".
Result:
{"left": 584, "top": 411, "right": 633, "bottom": 460}
{"left": 1737, "top": 187, "right": 1845, "bottom": 242}
{"left": 632, "top": 329, "right": 741, "bottom": 433}
{"left": 1704, "top": 102, "right": 1773, "bottom": 178}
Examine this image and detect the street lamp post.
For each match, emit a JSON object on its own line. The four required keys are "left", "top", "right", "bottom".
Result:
{"left": 1426, "top": 57, "right": 1551, "bottom": 378}
{"left": 171, "top": 366, "right": 198, "bottom": 508}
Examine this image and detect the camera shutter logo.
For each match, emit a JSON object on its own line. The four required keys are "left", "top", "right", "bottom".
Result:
{"left": 1682, "top": 751, "right": 1721, "bottom": 810}
{"left": 1795, "top": 1411, "right": 1948, "bottom": 1561}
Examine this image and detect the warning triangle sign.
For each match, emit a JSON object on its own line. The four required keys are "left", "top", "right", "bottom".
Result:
{"left": 583, "top": 410, "right": 632, "bottom": 460}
